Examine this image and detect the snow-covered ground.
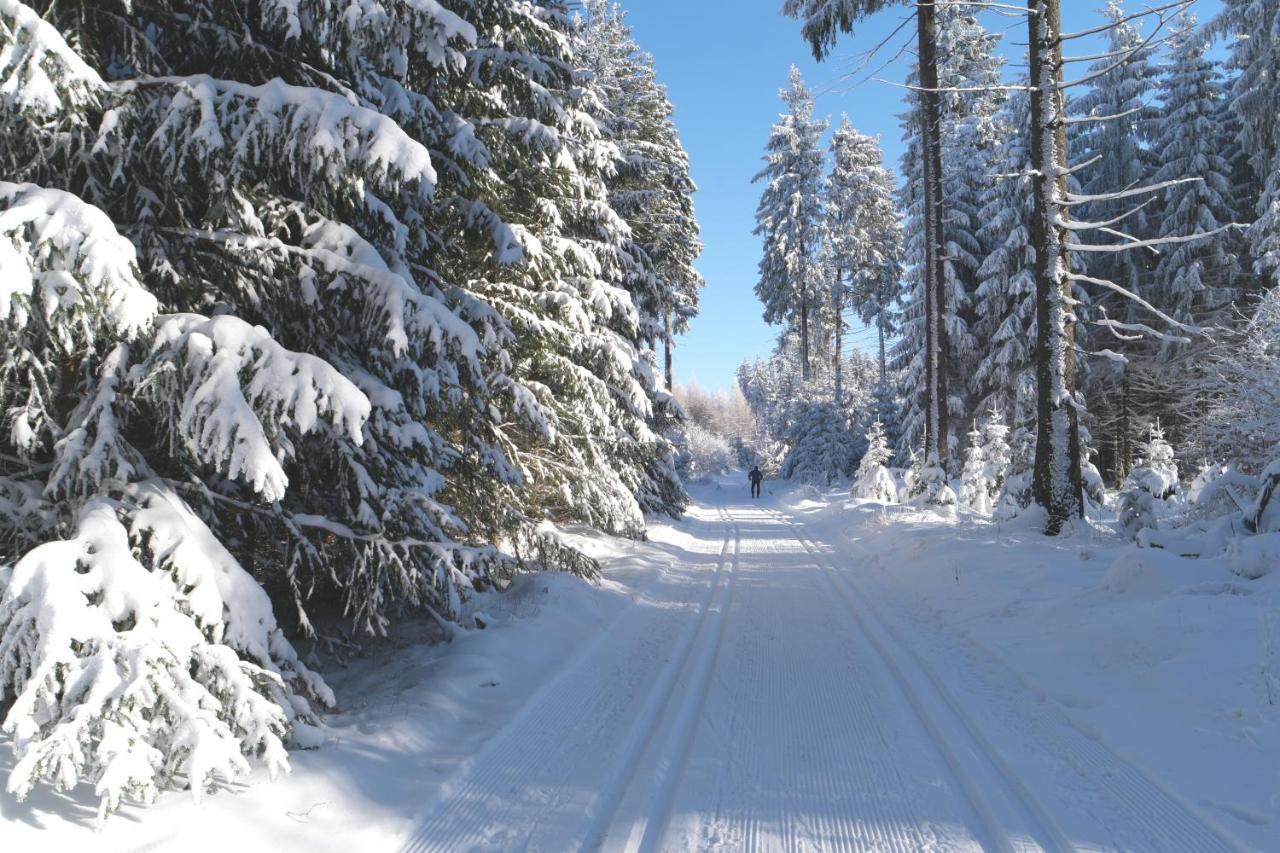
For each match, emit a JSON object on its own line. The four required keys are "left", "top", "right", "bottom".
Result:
{"left": 3, "top": 475, "right": 1277, "bottom": 851}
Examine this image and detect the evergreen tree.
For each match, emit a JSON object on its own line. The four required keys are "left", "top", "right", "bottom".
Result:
{"left": 1211, "top": 0, "right": 1280, "bottom": 284}
{"left": 754, "top": 67, "right": 829, "bottom": 382}
{"left": 972, "top": 90, "right": 1037, "bottom": 424}
{"left": 1116, "top": 422, "right": 1181, "bottom": 539}
{"left": 827, "top": 117, "right": 902, "bottom": 395}
{"left": 780, "top": 400, "right": 856, "bottom": 485}
{"left": 853, "top": 418, "right": 897, "bottom": 502}
{"left": 1150, "top": 17, "right": 1247, "bottom": 334}
{"left": 958, "top": 421, "right": 991, "bottom": 513}
{"left": 893, "top": 2, "right": 1004, "bottom": 464}
{"left": 577, "top": 0, "right": 704, "bottom": 389}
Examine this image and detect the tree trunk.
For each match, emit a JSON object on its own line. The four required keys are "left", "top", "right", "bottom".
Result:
{"left": 878, "top": 314, "right": 887, "bottom": 388}
{"left": 1118, "top": 371, "right": 1131, "bottom": 485}
{"left": 833, "top": 274, "right": 844, "bottom": 408}
{"left": 1028, "top": 0, "right": 1083, "bottom": 533}
{"left": 918, "top": 2, "right": 949, "bottom": 465}
{"left": 663, "top": 307, "right": 674, "bottom": 390}
{"left": 800, "top": 297, "right": 811, "bottom": 382}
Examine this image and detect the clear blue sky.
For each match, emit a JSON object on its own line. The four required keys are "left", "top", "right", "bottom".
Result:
{"left": 620, "top": 0, "right": 1221, "bottom": 392}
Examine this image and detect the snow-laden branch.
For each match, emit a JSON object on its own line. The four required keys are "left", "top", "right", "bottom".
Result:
{"left": 1065, "top": 176, "right": 1201, "bottom": 205}
{"left": 1065, "top": 222, "right": 1235, "bottom": 254}
{"left": 0, "top": 182, "right": 158, "bottom": 339}
{"left": 1056, "top": 198, "right": 1153, "bottom": 232}
{"left": 1060, "top": 0, "right": 1192, "bottom": 41}
{"left": 144, "top": 313, "right": 371, "bottom": 502}
{"left": 0, "top": 0, "right": 103, "bottom": 115}
{"left": 0, "top": 484, "right": 332, "bottom": 821}
{"left": 1065, "top": 104, "right": 1146, "bottom": 125}
{"left": 1091, "top": 315, "right": 1191, "bottom": 345}
{"left": 1067, "top": 271, "right": 1203, "bottom": 335}
{"left": 110, "top": 75, "right": 437, "bottom": 194}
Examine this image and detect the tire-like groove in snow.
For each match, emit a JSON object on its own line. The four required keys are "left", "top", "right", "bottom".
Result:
{"left": 402, "top": 511, "right": 734, "bottom": 853}
{"left": 786, "top": 507, "right": 1251, "bottom": 853}
{"left": 588, "top": 504, "right": 741, "bottom": 852}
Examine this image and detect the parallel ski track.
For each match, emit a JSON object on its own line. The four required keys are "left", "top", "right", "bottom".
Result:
{"left": 781, "top": 507, "right": 1251, "bottom": 853}
{"left": 588, "top": 504, "right": 741, "bottom": 852}
{"left": 769, "top": 508, "right": 1062, "bottom": 853}
{"left": 673, "top": 507, "right": 968, "bottom": 853}
{"left": 402, "top": 510, "right": 735, "bottom": 853}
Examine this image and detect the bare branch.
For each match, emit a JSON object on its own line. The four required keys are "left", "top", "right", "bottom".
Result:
{"left": 872, "top": 77, "right": 1034, "bottom": 94}
{"left": 1057, "top": 197, "right": 1153, "bottom": 231}
{"left": 1066, "top": 223, "right": 1236, "bottom": 254}
{"left": 1065, "top": 176, "right": 1200, "bottom": 205}
{"left": 1060, "top": 0, "right": 1191, "bottom": 41}
{"left": 1068, "top": 272, "right": 1203, "bottom": 335}
{"left": 1066, "top": 105, "right": 1146, "bottom": 125}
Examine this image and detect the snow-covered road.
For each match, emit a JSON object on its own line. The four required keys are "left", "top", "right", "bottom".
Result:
{"left": 403, "top": 492, "right": 1250, "bottom": 853}
{"left": 5, "top": 484, "right": 1267, "bottom": 851}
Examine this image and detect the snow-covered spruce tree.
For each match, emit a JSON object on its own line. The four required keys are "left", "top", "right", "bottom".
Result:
{"left": 1116, "top": 422, "right": 1181, "bottom": 539}
{"left": 0, "top": 5, "right": 379, "bottom": 814}
{"left": 754, "top": 67, "right": 829, "bottom": 383}
{"left": 827, "top": 117, "right": 902, "bottom": 396}
{"left": 892, "top": 2, "right": 1004, "bottom": 468}
{"left": 936, "top": 3, "right": 1005, "bottom": 442}
{"left": 1150, "top": 16, "right": 1248, "bottom": 337}
{"left": 1070, "top": 1, "right": 1160, "bottom": 330}
{"left": 994, "top": 422, "right": 1036, "bottom": 523}
{"left": 780, "top": 400, "right": 856, "bottom": 486}
{"left": 784, "top": 0, "right": 950, "bottom": 469}
{"left": 958, "top": 421, "right": 992, "bottom": 514}
{"left": 453, "top": 0, "right": 686, "bottom": 536}
{"left": 578, "top": 0, "right": 704, "bottom": 390}
{"left": 853, "top": 418, "right": 897, "bottom": 502}
{"left": 980, "top": 409, "right": 1013, "bottom": 509}
{"left": 972, "top": 89, "right": 1036, "bottom": 423}
{"left": 1210, "top": 0, "right": 1280, "bottom": 285}
{"left": 912, "top": 452, "right": 957, "bottom": 508}
{"left": 71, "top": 0, "right": 549, "bottom": 634}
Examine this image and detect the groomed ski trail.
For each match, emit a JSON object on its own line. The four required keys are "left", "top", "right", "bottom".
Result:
{"left": 400, "top": 489, "right": 1254, "bottom": 853}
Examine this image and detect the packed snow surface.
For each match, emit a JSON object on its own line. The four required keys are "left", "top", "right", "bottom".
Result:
{"left": 3, "top": 476, "right": 1277, "bottom": 851}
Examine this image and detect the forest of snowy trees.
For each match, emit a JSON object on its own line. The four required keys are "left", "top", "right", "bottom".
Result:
{"left": 752, "top": 0, "right": 1280, "bottom": 535}
{"left": 4, "top": 0, "right": 1280, "bottom": 832}
{"left": 0, "top": 0, "right": 702, "bottom": 817}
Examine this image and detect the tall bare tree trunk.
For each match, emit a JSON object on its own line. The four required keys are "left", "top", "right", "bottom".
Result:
{"left": 800, "top": 297, "right": 811, "bottom": 382}
{"left": 663, "top": 307, "right": 674, "bottom": 390}
{"left": 1028, "top": 0, "right": 1083, "bottom": 533}
{"left": 918, "top": 2, "right": 949, "bottom": 465}
{"left": 878, "top": 316, "right": 887, "bottom": 387}
{"left": 834, "top": 275, "right": 844, "bottom": 407}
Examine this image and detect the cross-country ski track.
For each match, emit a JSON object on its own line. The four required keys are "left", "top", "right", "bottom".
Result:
{"left": 401, "top": 487, "right": 1253, "bottom": 853}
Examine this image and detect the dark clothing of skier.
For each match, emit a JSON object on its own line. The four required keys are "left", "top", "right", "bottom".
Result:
{"left": 749, "top": 466, "right": 763, "bottom": 499}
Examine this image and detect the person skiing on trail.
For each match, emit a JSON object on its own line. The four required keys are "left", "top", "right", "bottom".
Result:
{"left": 749, "top": 465, "right": 764, "bottom": 499}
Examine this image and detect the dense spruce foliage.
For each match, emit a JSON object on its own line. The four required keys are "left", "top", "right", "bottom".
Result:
{"left": 0, "top": 0, "right": 700, "bottom": 816}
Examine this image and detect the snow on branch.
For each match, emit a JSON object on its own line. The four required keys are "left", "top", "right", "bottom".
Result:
{"left": 144, "top": 313, "right": 371, "bottom": 502}
{"left": 1060, "top": 0, "right": 1192, "bottom": 41}
{"left": 0, "top": 0, "right": 102, "bottom": 116}
{"left": 110, "top": 75, "right": 437, "bottom": 196}
{"left": 1067, "top": 271, "right": 1202, "bottom": 335}
{"left": 1065, "top": 222, "right": 1235, "bottom": 254}
{"left": 1065, "top": 176, "right": 1201, "bottom": 205}
{"left": 0, "top": 484, "right": 331, "bottom": 821}
{"left": 0, "top": 182, "right": 158, "bottom": 340}
{"left": 163, "top": 220, "right": 485, "bottom": 366}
